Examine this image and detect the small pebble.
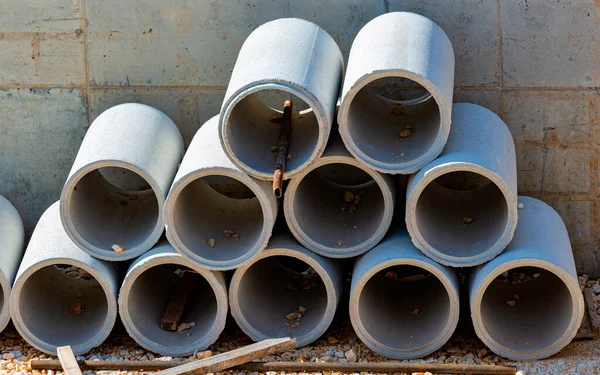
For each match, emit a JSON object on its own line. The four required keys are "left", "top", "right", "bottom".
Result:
{"left": 399, "top": 129, "right": 413, "bottom": 138}
{"left": 411, "top": 308, "right": 420, "bottom": 315}
{"left": 345, "top": 349, "right": 357, "bottom": 362}
{"left": 207, "top": 238, "right": 215, "bottom": 248}
{"left": 462, "top": 217, "right": 474, "bottom": 225}
{"left": 337, "top": 240, "right": 345, "bottom": 247}
{"left": 505, "top": 300, "right": 517, "bottom": 307}
{"left": 343, "top": 191, "right": 355, "bottom": 203}
{"left": 112, "top": 244, "right": 124, "bottom": 253}
{"left": 327, "top": 337, "right": 339, "bottom": 344}
{"left": 517, "top": 202, "right": 525, "bottom": 209}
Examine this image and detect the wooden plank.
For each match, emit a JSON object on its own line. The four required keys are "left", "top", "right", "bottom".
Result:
{"left": 56, "top": 346, "right": 82, "bottom": 375}
{"left": 154, "top": 337, "right": 296, "bottom": 375}
{"left": 30, "top": 359, "right": 517, "bottom": 375}
{"left": 161, "top": 271, "right": 198, "bottom": 331}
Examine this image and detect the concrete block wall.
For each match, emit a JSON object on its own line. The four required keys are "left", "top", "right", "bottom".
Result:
{"left": 0, "top": 0, "right": 598, "bottom": 275}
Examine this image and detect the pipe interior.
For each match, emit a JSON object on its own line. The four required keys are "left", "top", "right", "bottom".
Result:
{"left": 347, "top": 77, "right": 441, "bottom": 165}
{"left": 226, "top": 89, "right": 319, "bottom": 175}
{"left": 236, "top": 256, "right": 328, "bottom": 340}
{"left": 68, "top": 167, "right": 159, "bottom": 253}
{"left": 358, "top": 265, "right": 450, "bottom": 350}
{"left": 481, "top": 267, "right": 573, "bottom": 352}
{"left": 18, "top": 265, "right": 108, "bottom": 347}
{"left": 415, "top": 171, "right": 508, "bottom": 258}
{"left": 293, "top": 164, "right": 385, "bottom": 250}
{"left": 172, "top": 175, "right": 264, "bottom": 262}
{"left": 127, "top": 264, "right": 218, "bottom": 348}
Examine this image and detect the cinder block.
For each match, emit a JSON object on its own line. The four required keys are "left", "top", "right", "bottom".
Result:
{"left": 387, "top": 0, "right": 499, "bottom": 86}
{"left": 453, "top": 88, "right": 500, "bottom": 114}
{"left": 502, "top": 91, "right": 598, "bottom": 145}
{"left": 0, "top": 88, "right": 87, "bottom": 235}
{"left": 89, "top": 88, "right": 225, "bottom": 147}
{"left": 515, "top": 146, "right": 544, "bottom": 193}
{"left": 501, "top": 0, "right": 600, "bottom": 87}
{"left": 86, "top": 0, "right": 287, "bottom": 86}
{"left": 0, "top": 0, "right": 85, "bottom": 85}
{"left": 543, "top": 149, "right": 592, "bottom": 194}
{"left": 289, "top": 0, "right": 384, "bottom": 61}
{"left": 549, "top": 199, "right": 592, "bottom": 243}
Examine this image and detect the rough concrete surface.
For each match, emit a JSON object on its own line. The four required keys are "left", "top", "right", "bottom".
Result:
{"left": 0, "top": 0, "right": 598, "bottom": 274}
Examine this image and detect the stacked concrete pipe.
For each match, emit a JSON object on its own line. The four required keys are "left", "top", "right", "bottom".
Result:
{"left": 229, "top": 234, "right": 342, "bottom": 347}
{"left": 284, "top": 133, "right": 395, "bottom": 258}
{"left": 164, "top": 116, "right": 277, "bottom": 270}
{"left": 469, "top": 196, "right": 584, "bottom": 361}
{"left": 219, "top": 18, "right": 344, "bottom": 180}
{"left": 350, "top": 231, "right": 460, "bottom": 359}
{"left": 60, "top": 103, "right": 184, "bottom": 261}
{"left": 406, "top": 103, "right": 518, "bottom": 267}
{"left": 0, "top": 195, "right": 24, "bottom": 332}
{"left": 338, "top": 12, "right": 454, "bottom": 174}
{"left": 119, "top": 242, "right": 228, "bottom": 357}
{"left": 10, "top": 202, "right": 119, "bottom": 355}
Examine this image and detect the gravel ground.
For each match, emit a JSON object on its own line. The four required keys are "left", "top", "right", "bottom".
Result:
{"left": 0, "top": 320, "right": 597, "bottom": 375}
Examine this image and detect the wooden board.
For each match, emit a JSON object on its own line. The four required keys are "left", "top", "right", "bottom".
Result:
{"left": 56, "top": 346, "right": 82, "bottom": 375}
{"left": 161, "top": 271, "right": 198, "bottom": 331}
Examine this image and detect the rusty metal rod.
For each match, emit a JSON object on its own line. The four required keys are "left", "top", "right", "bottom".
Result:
{"left": 30, "top": 360, "right": 517, "bottom": 374}
{"left": 272, "top": 100, "right": 293, "bottom": 198}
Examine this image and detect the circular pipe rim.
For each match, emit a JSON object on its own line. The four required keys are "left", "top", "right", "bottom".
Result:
{"left": 470, "top": 258, "right": 584, "bottom": 360}
{"left": 349, "top": 258, "right": 459, "bottom": 359}
{"left": 0, "top": 271, "right": 11, "bottom": 332}
{"left": 229, "top": 248, "right": 338, "bottom": 347}
{"left": 220, "top": 82, "right": 330, "bottom": 180}
{"left": 338, "top": 70, "right": 451, "bottom": 174}
{"left": 118, "top": 252, "right": 228, "bottom": 356}
{"left": 284, "top": 156, "right": 394, "bottom": 258}
{"left": 405, "top": 162, "right": 518, "bottom": 267}
{"left": 9, "top": 258, "right": 117, "bottom": 356}
{"left": 164, "top": 167, "right": 275, "bottom": 270}
{"left": 60, "top": 160, "right": 164, "bottom": 261}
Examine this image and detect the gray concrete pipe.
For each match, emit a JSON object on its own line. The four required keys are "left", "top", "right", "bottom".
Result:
{"left": 10, "top": 202, "right": 119, "bottom": 356}
{"left": 119, "top": 242, "right": 228, "bottom": 357}
{"left": 284, "top": 133, "right": 395, "bottom": 258}
{"left": 349, "top": 231, "right": 460, "bottom": 359}
{"left": 406, "top": 103, "right": 518, "bottom": 267}
{"left": 229, "top": 234, "right": 342, "bottom": 347}
{"left": 219, "top": 18, "right": 344, "bottom": 180}
{"left": 0, "top": 195, "right": 24, "bottom": 332}
{"left": 60, "top": 103, "right": 184, "bottom": 261}
{"left": 469, "top": 196, "right": 584, "bottom": 361}
{"left": 164, "top": 115, "right": 277, "bottom": 270}
{"left": 338, "top": 12, "right": 455, "bottom": 174}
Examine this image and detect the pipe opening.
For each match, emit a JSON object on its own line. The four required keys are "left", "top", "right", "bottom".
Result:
{"left": 226, "top": 89, "right": 319, "bottom": 175}
{"left": 347, "top": 77, "right": 440, "bottom": 165}
{"left": 127, "top": 264, "right": 218, "bottom": 347}
{"left": 68, "top": 167, "right": 159, "bottom": 253}
{"left": 18, "top": 264, "right": 108, "bottom": 347}
{"left": 237, "top": 255, "right": 327, "bottom": 339}
{"left": 358, "top": 265, "right": 450, "bottom": 350}
{"left": 293, "top": 164, "right": 384, "bottom": 249}
{"left": 171, "top": 175, "right": 264, "bottom": 263}
{"left": 415, "top": 171, "right": 508, "bottom": 259}
{"left": 482, "top": 267, "right": 572, "bottom": 352}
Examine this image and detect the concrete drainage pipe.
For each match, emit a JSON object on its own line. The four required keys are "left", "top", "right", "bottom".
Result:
{"left": 119, "top": 242, "right": 228, "bottom": 357}
{"left": 406, "top": 103, "right": 518, "bottom": 267}
{"left": 338, "top": 12, "right": 454, "bottom": 174}
{"left": 10, "top": 202, "right": 119, "bottom": 356}
{"left": 164, "top": 116, "right": 277, "bottom": 270}
{"left": 284, "top": 134, "right": 395, "bottom": 258}
{"left": 350, "top": 231, "right": 459, "bottom": 359}
{"left": 229, "top": 235, "right": 342, "bottom": 347}
{"left": 0, "top": 195, "right": 24, "bottom": 332}
{"left": 219, "top": 18, "right": 344, "bottom": 180}
{"left": 469, "top": 196, "right": 584, "bottom": 361}
{"left": 60, "top": 103, "right": 184, "bottom": 261}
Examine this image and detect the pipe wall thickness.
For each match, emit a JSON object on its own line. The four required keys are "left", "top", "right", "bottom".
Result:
{"left": 406, "top": 103, "right": 518, "bottom": 267}
{"left": 350, "top": 231, "right": 460, "bottom": 359}
{"left": 0, "top": 195, "right": 24, "bottom": 332}
{"left": 164, "top": 115, "right": 277, "bottom": 270}
{"left": 469, "top": 196, "right": 584, "bottom": 361}
{"left": 60, "top": 103, "right": 184, "bottom": 261}
{"left": 119, "top": 242, "right": 228, "bottom": 357}
{"left": 219, "top": 18, "right": 344, "bottom": 180}
{"left": 338, "top": 12, "right": 455, "bottom": 174}
{"left": 284, "top": 133, "right": 395, "bottom": 258}
{"left": 229, "top": 234, "right": 342, "bottom": 347}
{"left": 10, "top": 202, "right": 119, "bottom": 356}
